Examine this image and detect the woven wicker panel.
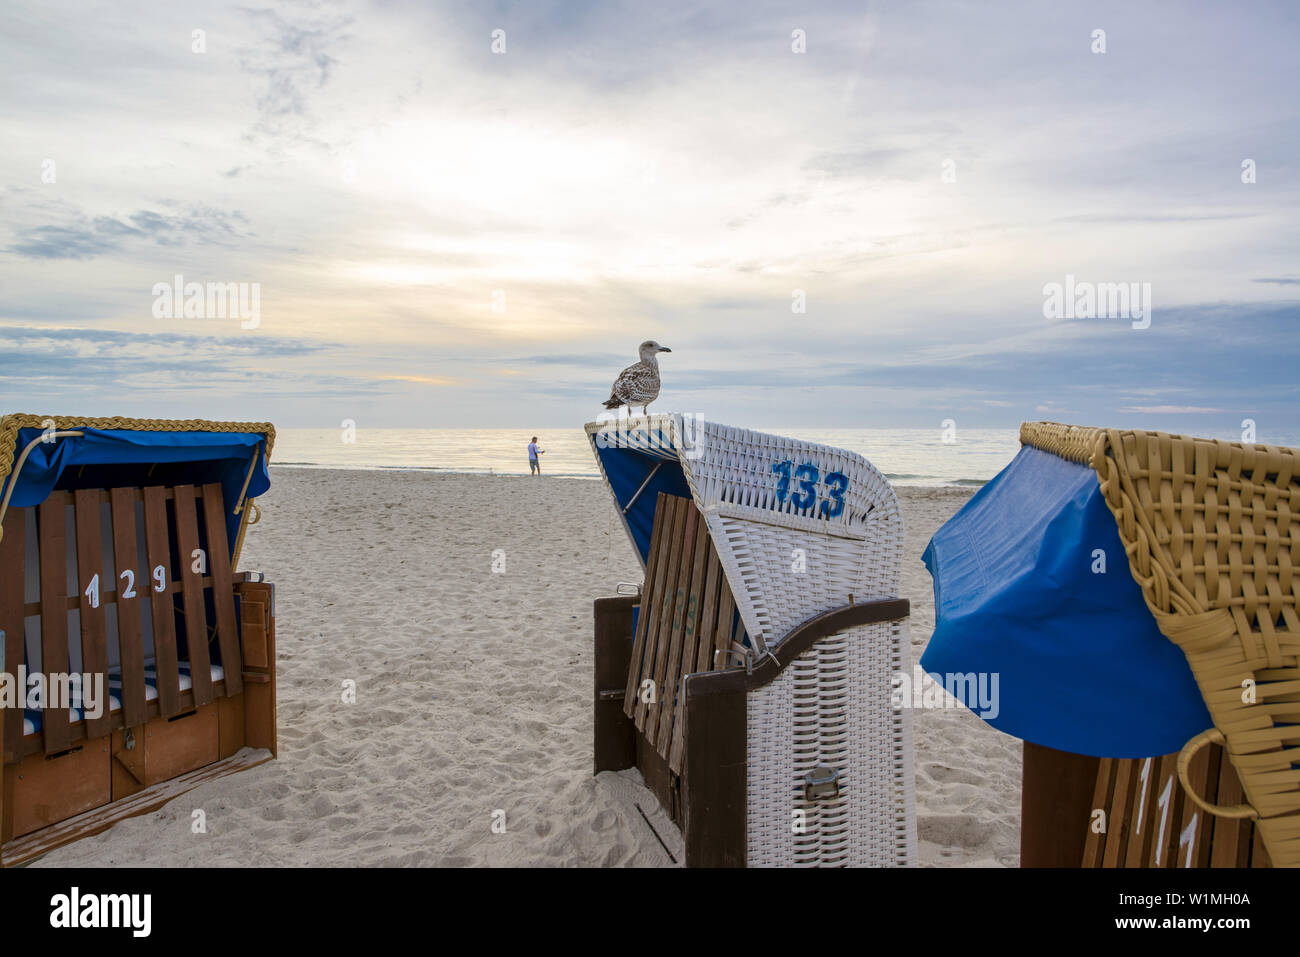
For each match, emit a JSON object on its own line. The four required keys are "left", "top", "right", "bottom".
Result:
{"left": 1022, "top": 421, "right": 1300, "bottom": 867}
{"left": 745, "top": 620, "right": 916, "bottom": 867}
{"left": 674, "top": 418, "right": 903, "bottom": 654}
{"left": 707, "top": 505, "right": 899, "bottom": 652}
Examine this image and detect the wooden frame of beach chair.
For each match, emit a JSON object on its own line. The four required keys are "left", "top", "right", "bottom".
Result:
{"left": 589, "top": 416, "right": 916, "bottom": 867}
{"left": 1011, "top": 423, "right": 1299, "bottom": 869}
{"left": 1022, "top": 742, "right": 1274, "bottom": 867}
{"left": 0, "top": 416, "right": 277, "bottom": 866}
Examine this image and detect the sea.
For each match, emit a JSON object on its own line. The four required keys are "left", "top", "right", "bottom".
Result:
{"left": 270, "top": 427, "right": 1027, "bottom": 487}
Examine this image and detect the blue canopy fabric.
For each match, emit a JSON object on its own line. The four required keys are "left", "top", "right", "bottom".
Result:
{"left": 589, "top": 421, "right": 753, "bottom": 648}
{"left": 589, "top": 425, "right": 692, "bottom": 566}
{"left": 1, "top": 426, "right": 271, "bottom": 556}
{"left": 920, "top": 444, "right": 1211, "bottom": 759}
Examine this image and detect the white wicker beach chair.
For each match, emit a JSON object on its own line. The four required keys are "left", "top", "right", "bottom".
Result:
{"left": 589, "top": 413, "right": 916, "bottom": 867}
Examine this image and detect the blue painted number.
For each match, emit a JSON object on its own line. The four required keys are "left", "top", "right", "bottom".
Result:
{"left": 772, "top": 460, "right": 792, "bottom": 504}
{"left": 771, "top": 460, "right": 850, "bottom": 517}
{"left": 791, "top": 463, "right": 818, "bottom": 509}
{"left": 820, "top": 471, "right": 847, "bottom": 518}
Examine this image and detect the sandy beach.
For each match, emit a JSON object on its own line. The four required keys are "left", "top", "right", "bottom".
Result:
{"left": 32, "top": 467, "right": 1019, "bottom": 867}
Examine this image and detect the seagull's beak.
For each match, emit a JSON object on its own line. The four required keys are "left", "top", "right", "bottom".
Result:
{"left": 659, "top": 346, "right": 672, "bottom": 352}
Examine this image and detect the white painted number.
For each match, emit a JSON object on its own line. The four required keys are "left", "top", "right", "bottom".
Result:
{"left": 1154, "top": 773, "right": 1174, "bottom": 866}
{"left": 1179, "top": 813, "right": 1199, "bottom": 868}
{"left": 120, "top": 568, "right": 137, "bottom": 600}
{"left": 84, "top": 573, "right": 100, "bottom": 608}
{"left": 153, "top": 564, "right": 167, "bottom": 592}
{"left": 1133, "top": 757, "right": 1152, "bottom": 835}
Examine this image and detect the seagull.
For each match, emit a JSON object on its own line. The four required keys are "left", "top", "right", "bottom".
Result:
{"left": 603, "top": 340, "right": 672, "bottom": 415}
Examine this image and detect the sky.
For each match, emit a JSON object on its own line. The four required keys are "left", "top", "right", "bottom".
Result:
{"left": 1, "top": 0, "right": 1297, "bottom": 434}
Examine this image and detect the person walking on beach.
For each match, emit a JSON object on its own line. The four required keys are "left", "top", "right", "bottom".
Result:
{"left": 528, "top": 436, "right": 545, "bottom": 475}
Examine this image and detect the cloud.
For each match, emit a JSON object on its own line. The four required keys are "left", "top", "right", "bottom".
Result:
{"left": 8, "top": 225, "right": 121, "bottom": 260}
{"left": 238, "top": 5, "right": 353, "bottom": 143}
{"left": 377, "top": 374, "right": 460, "bottom": 386}
{"left": 1, "top": 1, "right": 1297, "bottom": 429}
{"left": 1116, "top": 405, "right": 1224, "bottom": 414}
{"left": 802, "top": 148, "right": 912, "bottom": 178}
{"left": 8, "top": 206, "right": 254, "bottom": 260}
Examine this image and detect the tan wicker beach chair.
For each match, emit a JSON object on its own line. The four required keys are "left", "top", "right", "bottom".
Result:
{"left": 589, "top": 415, "right": 915, "bottom": 867}
{"left": 1023, "top": 423, "right": 1300, "bottom": 868}
{"left": 958, "top": 423, "right": 1299, "bottom": 868}
{"left": 0, "top": 415, "right": 278, "bottom": 865}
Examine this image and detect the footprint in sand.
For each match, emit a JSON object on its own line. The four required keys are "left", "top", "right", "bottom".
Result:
{"left": 917, "top": 813, "right": 994, "bottom": 848}
{"left": 924, "top": 763, "right": 984, "bottom": 786}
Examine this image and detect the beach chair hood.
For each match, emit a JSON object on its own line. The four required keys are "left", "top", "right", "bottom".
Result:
{"left": 586, "top": 413, "right": 901, "bottom": 654}
{"left": 924, "top": 421, "right": 1300, "bottom": 868}
{"left": 921, "top": 439, "right": 1210, "bottom": 759}
{"left": 0, "top": 414, "right": 273, "bottom": 559}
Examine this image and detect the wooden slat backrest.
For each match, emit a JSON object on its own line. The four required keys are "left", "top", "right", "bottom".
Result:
{"left": 713, "top": 573, "right": 738, "bottom": 668}
{"left": 73, "top": 489, "right": 110, "bottom": 740}
{"left": 670, "top": 537, "right": 726, "bottom": 772}
{"left": 644, "top": 504, "right": 697, "bottom": 741}
{"left": 1209, "top": 747, "right": 1254, "bottom": 867}
{"left": 110, "top": 486, "right": 151, "bottom": 727}
{"left": 1080, "top": 758, "right": 1115, "bottom": 867}
{"left": 5, "top": 483, "right": 247, "bottom": 756}
{"left": 660, "top": 514, "right": 712, "bottom": 764}
{"left": 202, "top": 483, "right": 242, "bottom": 695}
{"left": 1178, "top": 741, "right": 1218, "bottom": 868}
{"left": 654, "top": 512, "right": 709, "bottom": 756}
{"left": 1101, "top": 758, "right": 1136, "bottom": 866}
{"left": 141, "top": 485, "right": 181, "bottom": 717}
{"left": 1123, "top": 757, "right": 1158, "bottom": 867}
{"left": 618, "top": 492, "right": 750, "bottom": 771}
{"left": 37, "top": 499, "right": 73, "bottom": 752}
{"left": 623, "top": 494, "right": 674, "bottom": 720}
{"left": 634, "top": 496, "right": 686, "bottom": 732}
{"left": 172, "top": 485, "right": 214, "bottom": 707}
{"left": 1081, "top": 748, "right": 1270, "bottom": 867}
{"left": 0, "top": 507, "right": 26, "bottom": 763}
{"left": 693, "top": 540, "right": 723, "bottom": 674}
{"left": 1145, "top": 755, "right": 1183, "bottom": 867}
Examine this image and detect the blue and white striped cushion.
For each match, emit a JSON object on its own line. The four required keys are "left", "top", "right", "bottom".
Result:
{"left": 23, "top": 662, "right": 227, "bottom": 736}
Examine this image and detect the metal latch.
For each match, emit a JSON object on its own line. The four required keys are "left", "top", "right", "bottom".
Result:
{"left": 714, "top": 648, "right": 754, "bottom": 674}
{"left": 804, "top": 766, "right": 840, "bottom": 801}
{"left": 616, "top": 582, "right": 643, "bottom": 598}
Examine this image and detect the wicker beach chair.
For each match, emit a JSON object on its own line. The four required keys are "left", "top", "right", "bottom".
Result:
{"left": 923, "top": 421, "right": 1300, "bottom": 868}
{"left": 0, "top": 415, "right": 278, "bottom": 865}
{"left": 589, "top": 414, "right": 916, "bottom": 867}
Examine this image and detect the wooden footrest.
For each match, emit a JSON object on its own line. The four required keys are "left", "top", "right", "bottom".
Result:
{"left": 1, "top": 746, "right": 272, "bottom": 867}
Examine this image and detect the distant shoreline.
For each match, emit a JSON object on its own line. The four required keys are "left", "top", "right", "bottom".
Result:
{"left": 266, "top": 462, "right": 989, "bottom": 488}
